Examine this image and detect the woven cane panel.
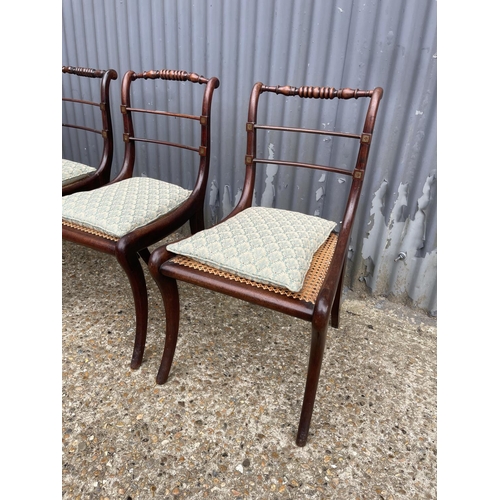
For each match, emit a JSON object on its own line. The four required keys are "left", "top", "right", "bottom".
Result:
{"left": 62, "top": 219, "right": 120, "bottom": 241}
{"left": 166, "top": 207, "right": 336, "bottom": 292}
{"left": 171, "top": 232, "right": 338, "bottom": 305}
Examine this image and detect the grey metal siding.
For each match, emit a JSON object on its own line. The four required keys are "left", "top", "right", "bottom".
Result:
{"left": 62, "top": 0, "right": 437, "bottom": 314}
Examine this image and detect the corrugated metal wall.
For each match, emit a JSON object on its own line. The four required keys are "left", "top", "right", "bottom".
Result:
{"left": 62, "top": 0, "right": 437, "bottom": 315}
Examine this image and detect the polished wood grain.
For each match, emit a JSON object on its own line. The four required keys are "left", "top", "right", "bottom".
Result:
{"left": 63, "top": 69, "right": 220, "bottom": 370}
{"left": 62, "top": 65, "right": 118, "bottom": 195}
{"left": 149, "top": 80, "right": 383, "bottom": 446}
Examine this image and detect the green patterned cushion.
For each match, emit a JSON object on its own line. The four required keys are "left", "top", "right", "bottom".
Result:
{"left": 62, "top": 177, "right": 192, "bottom": 238}
{"left": 167, "top": 207, "right": 336, "bottom": 292}
{"left": 62, "top": 159, "right": 96, "bottom": 186}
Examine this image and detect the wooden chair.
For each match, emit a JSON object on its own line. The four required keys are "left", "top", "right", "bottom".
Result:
{"left": 148, "top": 82, "right": 383, "bottom": 446}
{"left": 62, "top": 69, "right": 220, "bottom": 370}
{"left": 62, "top": 65, "right": 118, "bottom": 195}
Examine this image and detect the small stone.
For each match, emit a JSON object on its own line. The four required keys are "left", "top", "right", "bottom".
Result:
{"left": 236, "top": 464, "right": 244, "bottom": 473}
{"left": 242, "top": 458, "right": 250, "bottom": 467}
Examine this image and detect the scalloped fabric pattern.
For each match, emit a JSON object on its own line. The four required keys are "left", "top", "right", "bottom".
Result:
{"left": 62, "top": 177, "right": 192, "bottom": 238}
{"left": 62, "top": 159, "right": 96, "bottom": 186}
{"left": 167, "top": 207, "right": 336, "bottom": 292}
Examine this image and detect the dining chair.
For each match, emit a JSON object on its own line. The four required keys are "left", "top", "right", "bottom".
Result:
{"left": 148, "top": 81, "right": 383, "bottom": 446}
{"left": 62, "top": 69, "right": 220, "bottom": 370}
{"left": 62, "top": 65, "right": 118, "bottom": 195}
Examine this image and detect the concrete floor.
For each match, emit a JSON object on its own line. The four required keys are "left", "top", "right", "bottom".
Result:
{"left": 62, "top": 234, "right": 437, "bottom": 499}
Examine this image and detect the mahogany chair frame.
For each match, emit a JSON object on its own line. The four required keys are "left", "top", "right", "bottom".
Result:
{"left": 63, "top": 69, "right": 220, "bottom": 370}
{"left": 149, "top": 82, "right": 383, "bottom": 446}
{"left": 62, "top": 65, "right": 118, "bottom": 196}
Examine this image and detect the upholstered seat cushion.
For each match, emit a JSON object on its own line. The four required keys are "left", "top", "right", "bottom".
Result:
{"left": 62, "top": 159, "right": 96, "bottom": 186}
{"left": 62, "top": 177, "right": 192, "bottom": 238}
{"left": 167, "top": 207, "right": 336, "bottom": 292}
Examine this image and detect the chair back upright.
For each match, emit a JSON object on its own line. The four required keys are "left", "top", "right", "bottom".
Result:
{"left": 113, "top": 69, "right": 220, "bottom": 205}
{"left": 62, "top": 65, "right": 118, "bottom": 185}
{"left": 237, "top": 83, "right": 383, "bottom": 297}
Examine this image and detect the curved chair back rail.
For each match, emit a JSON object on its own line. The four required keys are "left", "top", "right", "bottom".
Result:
{"left": 62, "top": 68, "right": 220, "bottom": 372}
{"left": 148, "top": 81, "right": 383, "bottom": 447}
{"left": 62, "top": 65, "right": 118, "bottom": 195}
{"left": 112, "top": 70, "right": 219, "bottom": 196}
